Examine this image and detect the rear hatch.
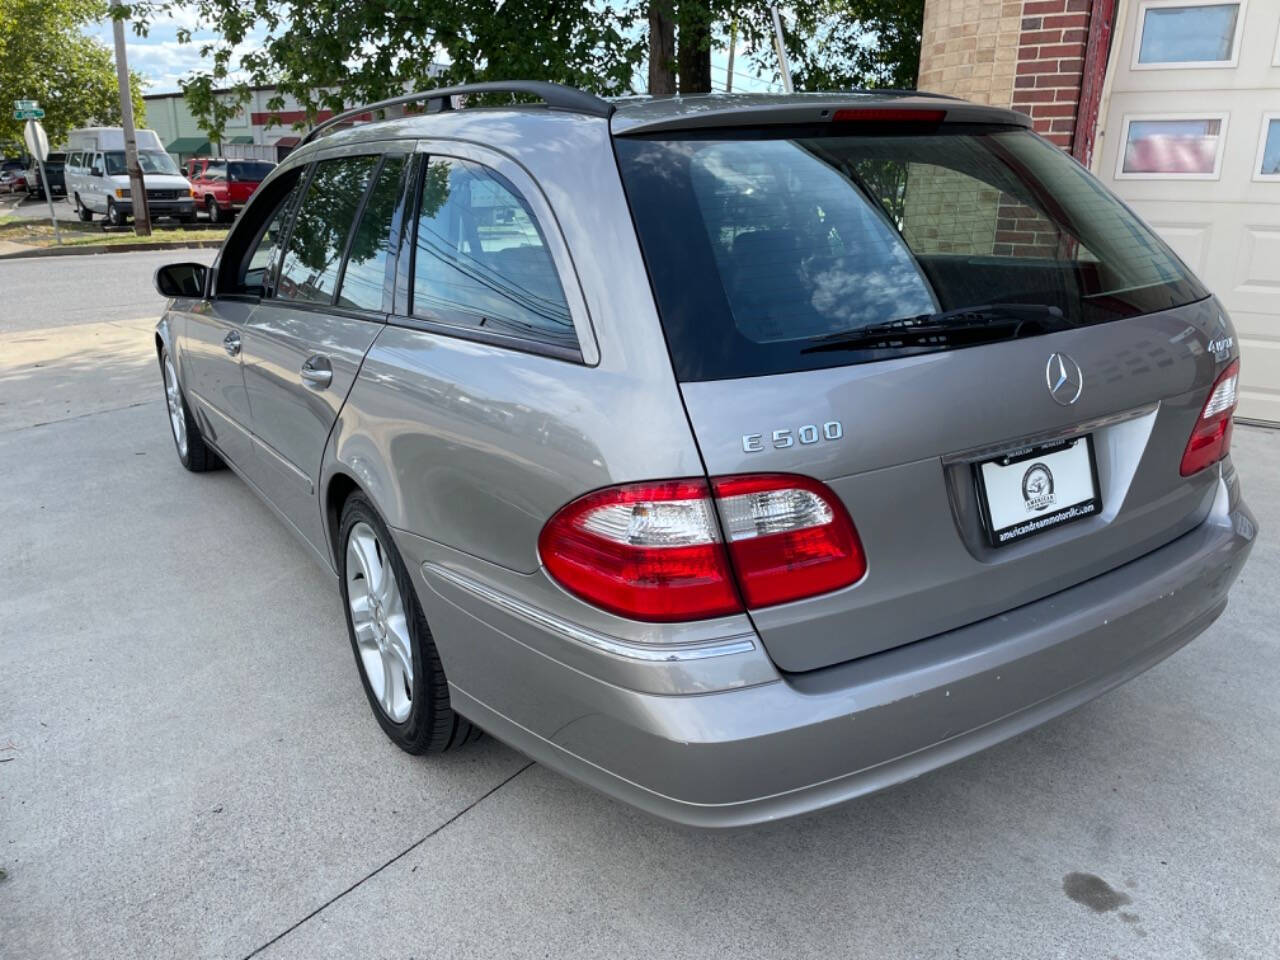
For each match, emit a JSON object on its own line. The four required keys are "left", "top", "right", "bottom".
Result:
{"left": 615, "top": 108, "right": 1233, "bottom": 674}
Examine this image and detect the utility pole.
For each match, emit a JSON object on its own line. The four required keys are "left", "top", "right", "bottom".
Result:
{"left": 109, "top": 0, "right": 151, "bottom": 235}
{"left": 725, "top": 20, "right": 737, "bottom": 93}
{"left": 770, "top": 6, "right": 794, "bottom": 94}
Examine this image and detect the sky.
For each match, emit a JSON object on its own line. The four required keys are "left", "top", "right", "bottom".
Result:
{"left": 83, "top": 11, "right": 781, "bottom": 98}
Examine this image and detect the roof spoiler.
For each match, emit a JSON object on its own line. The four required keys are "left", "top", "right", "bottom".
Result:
{"left": 301, "top": 81, "right": 614, "bottom": 145}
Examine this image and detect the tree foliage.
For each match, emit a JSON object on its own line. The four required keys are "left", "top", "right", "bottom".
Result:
{"left": 114, "top": 0, "right": 924, "bottom": 142}
{"left": 0, "top": 0, "right": 146, "bottom": 148}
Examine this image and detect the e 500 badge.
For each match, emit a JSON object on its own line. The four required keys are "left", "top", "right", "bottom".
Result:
{"left": 743, "top": 421, "right": 843, "bottom": 453}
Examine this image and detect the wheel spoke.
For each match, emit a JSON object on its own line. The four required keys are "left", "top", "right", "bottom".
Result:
{"left": 378, "top": 648, "right": 398, "bottom": 714}
{"left": 385, "top": 614, "right": 414, "bottom": 692}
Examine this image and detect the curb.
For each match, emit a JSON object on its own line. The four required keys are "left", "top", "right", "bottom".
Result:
{"left": 0, "top": 239, "right": 224, "bottom": 261}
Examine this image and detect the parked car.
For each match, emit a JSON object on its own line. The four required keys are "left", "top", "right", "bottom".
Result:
{"left": 186, "top": 157, "right": 276, "bottom": 223}
{"left": 151, "top": 83, "right": 1256, "bottom": 827}
{"left": 0, "top": 169, "right": 24, "bottom": 194}
{"left": 24, "top": 152, "right": 66, "bottom": 199}
{"left": 63, "top": 128, "right": 196, "bottom": 225}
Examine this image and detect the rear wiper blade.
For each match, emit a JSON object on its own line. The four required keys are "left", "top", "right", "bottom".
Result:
{"left": 801, "top": 303, "right": 1067, "bottom": 354}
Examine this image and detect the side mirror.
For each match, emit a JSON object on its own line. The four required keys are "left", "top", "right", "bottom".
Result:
{"left": 90, "top": 165, "right": 102, "bottom": 177}
{"left": 154, "top": 262, "right": 208, "bottom": 299}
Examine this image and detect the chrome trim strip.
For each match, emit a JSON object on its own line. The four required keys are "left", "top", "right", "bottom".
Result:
{"left": 941, "top": 403, "right": 1159, "bottom": 464}
{"left": 424, "top": 563, "right": 758, "bottom": 662}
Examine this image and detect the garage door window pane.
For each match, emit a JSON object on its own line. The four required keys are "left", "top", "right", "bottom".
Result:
{"left": 1122, "top": 119, "right": 1222, "bottom": 175}
{"left": 1260, "top": 120, "right": 1280, "bottom": 177}
{"left": 1138, "top": 3, "right": 1239, "bottom": 64}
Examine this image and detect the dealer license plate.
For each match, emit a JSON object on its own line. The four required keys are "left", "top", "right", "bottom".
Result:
{"left": 975, "top": 436, "right": 1101, "bottom": 547}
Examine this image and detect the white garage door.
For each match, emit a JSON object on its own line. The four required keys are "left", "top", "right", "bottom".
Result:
{"left": 1096, "top": 0, "right": 1280, "bottom": 424}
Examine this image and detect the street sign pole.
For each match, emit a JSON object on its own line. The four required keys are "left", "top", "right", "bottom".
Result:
{"left": 23, "top": 118, "right": 62, "bottom": 246}
{"left": 109, "top": 0, "right": 151, "bottom": 235}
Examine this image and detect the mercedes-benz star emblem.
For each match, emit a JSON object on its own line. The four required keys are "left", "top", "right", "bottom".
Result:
{"left": 1045, "top": 352, "right": 1084, "bottom": 406}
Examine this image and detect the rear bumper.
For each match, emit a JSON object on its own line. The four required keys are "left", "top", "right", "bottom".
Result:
{"left": 419, "top": 473, "right": 1255, "bottom": 827}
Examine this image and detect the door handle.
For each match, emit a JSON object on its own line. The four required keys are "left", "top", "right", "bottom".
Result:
{"left": 223, "top": 330, "right": 241, "bottom": 357}
{"left": 300, "top": 355, "right": 333, "bottom": 389}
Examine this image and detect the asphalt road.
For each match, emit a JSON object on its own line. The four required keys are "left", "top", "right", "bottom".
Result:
{"left": 1, "top": 251, "right": 1278, "bottom": 959}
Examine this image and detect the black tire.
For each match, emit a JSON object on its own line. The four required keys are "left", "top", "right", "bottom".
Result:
{"left": 107, "top": 199, "right": 126, "bottom": 226}
{"left": 75, "top": 194, "right": 92, "bottom": 222}
{"left": 160, "top": 347, "right": 221, "bottom": 472}
{"left": 339, "top": 493, "right": 479, "bottom": 754}
{"left": 205, "top": 196, "right": 222, "bottom": 223}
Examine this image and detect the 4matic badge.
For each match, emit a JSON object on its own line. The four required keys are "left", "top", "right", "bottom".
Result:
{"left": 1021, "top": 462, "right": 1056, "bottom": 512}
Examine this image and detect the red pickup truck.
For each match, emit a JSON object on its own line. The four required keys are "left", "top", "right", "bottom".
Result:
{"left": 185, "top": 157, "right": 276, "bottom": 223}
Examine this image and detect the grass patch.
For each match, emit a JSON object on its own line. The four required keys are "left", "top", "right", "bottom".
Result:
{"left": 0, "top": 215, "right": 228, "bottom": 250}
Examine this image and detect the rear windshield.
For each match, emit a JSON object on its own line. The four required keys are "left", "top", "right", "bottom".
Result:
{"left": 229, "top": 161, "right": 274, "bottom": 181}
{"left": 615, "top": 123, "right": 1207, "bottom": 381}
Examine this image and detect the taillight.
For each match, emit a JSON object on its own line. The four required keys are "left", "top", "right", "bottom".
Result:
{"left": 538, "top": 475, "right": 864, "bottom": 622}
{"left": 1180, "top": 359, "right": 1239, "bottom": 477}
{"left": 712, "top": 474, "right": 865, "bottom": 608}
{"left": 831, "top": 108, "right": 946, "bottom": 124}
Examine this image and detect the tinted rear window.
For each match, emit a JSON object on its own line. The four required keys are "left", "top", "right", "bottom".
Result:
{"left": 616, "top": 124, "right": 1208, "bottom": 381}
{"left": 230, "top": 161, "right": 275, "bottom": 181}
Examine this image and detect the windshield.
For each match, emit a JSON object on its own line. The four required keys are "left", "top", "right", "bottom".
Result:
{"left": 615, "top": 123, "right": 1207, "bottom": 381}
{"left": 103, "top": 150, "right": 181, "bottom": 176}
{"left": 229, "top": 161, "right": 275, "bottom": 181}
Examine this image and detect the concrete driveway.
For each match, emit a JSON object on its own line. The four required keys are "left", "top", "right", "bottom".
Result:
{"left": 1, "top": 251, "right": 1278, "bottom": 960}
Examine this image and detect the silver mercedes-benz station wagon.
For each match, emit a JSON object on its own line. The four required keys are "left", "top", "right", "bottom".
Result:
{"left": 153, "top": 82, "right": 1256, "bottom": 826}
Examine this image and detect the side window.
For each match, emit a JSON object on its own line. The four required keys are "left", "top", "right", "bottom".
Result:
{"left": 91, "top": 153, "right": 103, "bottom": 176}
{"left": 336, "top": 155, "right": 407, "bottom": 312}
{"left": 410, "top": 157, "right": 575, "bottom": 349}
{"left": 276, "top": 155, "right": 380, "bottom": 305}
{"left": 238, "top": 180, "right": 303, "bottom": 294}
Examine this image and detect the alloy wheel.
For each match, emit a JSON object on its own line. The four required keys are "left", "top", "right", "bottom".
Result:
{"left": 346, "top": 522, "right": 414, "bottom": 723}
{"left": 163, "top": 355, "right": 188, "bottom": 457}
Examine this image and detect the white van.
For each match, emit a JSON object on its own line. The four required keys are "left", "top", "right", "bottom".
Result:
{"left": 64, "top": 128, "right": 197, "bottom": 225}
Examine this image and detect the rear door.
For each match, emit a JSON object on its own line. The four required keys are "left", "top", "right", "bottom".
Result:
{"left": 617, "top": 121, "right": 1231, "bottom": 673}
{"left": 239, "top": 145, "right": 412, "bottom": 553}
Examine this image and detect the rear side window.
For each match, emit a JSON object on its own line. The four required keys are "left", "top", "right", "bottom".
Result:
{"left": 616, "top": 125, "right": 1207, "bottom": 381}
{"left": 336, "top": 155, "right": 407, "bottom": 312}
{"left": 241, "top": 181, "right": 303, "bottom": 293}
{"left": 410, "top": 157, "right": 574, "bottom": 350}
{"left": 277, "top": 154, "right": 379, "bottom": 305}
{"left": 229, "top": 161, "right": 275, "bottom": 181}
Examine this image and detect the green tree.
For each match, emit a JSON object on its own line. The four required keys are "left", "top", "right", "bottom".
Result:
{"left": 0, "top": 0, "right": 146, "bottom": 148}
{"left": 114, "top": 0, "right": 923, "bottom": 142}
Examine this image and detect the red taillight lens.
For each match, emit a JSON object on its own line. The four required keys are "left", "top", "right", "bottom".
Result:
{"left": 1180, "top": 360, "right": 1240, "bottom": 477}
{"left": 539, "top": 474, "right": 865, "bottom": 621}
{"left": 538, "top": 479, "right": 741, "bottom": 622}
{"left": 712, "top": 474, "right": 865, "bottom": 608}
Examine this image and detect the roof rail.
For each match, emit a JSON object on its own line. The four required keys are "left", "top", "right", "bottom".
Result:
{"left": 301, "top": 81, "right": 614, "bottom": 145}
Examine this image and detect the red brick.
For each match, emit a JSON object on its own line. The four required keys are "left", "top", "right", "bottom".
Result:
{"left": 1032, "top": 117, "right": 1054, "bottom": 133}
{"left": 1036, "top": 71, "right": 1081, "bottom": 86}
{"left": 1015, "top": 75, "right": 1037, "bottom": 88}
{"left": 1020, "top": 29, "right": 1064, "bottom": 45}
{"left": 1023, "top": 0, "right": 1067, "bottom": 12}
{"left": 1055, "top": 86, "right": 1082, "bottom": 101}
{"left": 1059, "top": 57, "right": 1084, "bottom": 72}
{"left": 1012, "top": 88, "right": 1058, "bottom": 103}
{"left": 1039, "top": 42, "right": 1087, "bottom": 58}
{"left": 1031, "top": 101, "right": 1078, "bottom": 117}
{"left": 1065, "top": 0, "right": 1090, "bottom": 10}
{"left": 1017, "top": 58, "right": 1061, "bottom": 74}
{"left": 1043, "top": 132, "right": 1073, "bottom": 147}
{"left": 1051, "top": 118, "right": 1077, "bottom": 132}
{"left": 1062, "top": 28, "right": 1088, "bottom": 43}
{"left": 1043, "top": 13, "right": 1089, "bottom": 29}
{"left": 995, "top": 230, "right": 1038, "bottom": 244}
{"left": 1021, "top": 16, "right": 1042, "bottom": 29}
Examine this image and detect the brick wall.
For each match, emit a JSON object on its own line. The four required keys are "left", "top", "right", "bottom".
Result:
{"left": 916, "top": 0, "right": 1027, "bottom": 109}
{"left": 1011, "top": 0, "right": 1092, "bottom": 149}
{"left": 918, "top": 0, "right": 1101, "bottom": 155}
